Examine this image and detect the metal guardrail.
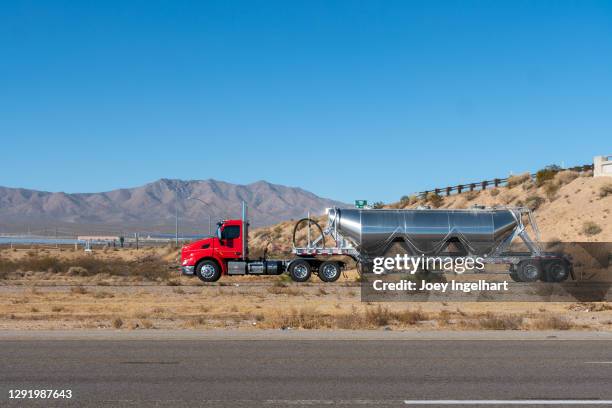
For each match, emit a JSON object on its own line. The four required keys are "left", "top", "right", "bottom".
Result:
{"left": 417, "top": 164, "right": 594, "bottom": 198}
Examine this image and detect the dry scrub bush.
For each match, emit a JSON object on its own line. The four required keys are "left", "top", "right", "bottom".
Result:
{"left": 531, "top": 316, "right": 572, "bottom": 330}
{"left": 555, "top": 170, "right": 579, "bottom": 185}
{"left": 0, "top": 255, "right": 171, "bottom": 281}
{"left": 112, "top": 317, "right": 123, "bottom": 329}
{"left": 70, "top": 286, "right": 88, "bottom": 295}
{"left": 426, "top": 193, "right": 443, "bottom": 208}
{"left": 543, "top": 182, "right": 560, "bottom": 201}
{"left": 479, "top": 313, "right": 523, "bottom": 330}
{"left": 600, "top": 183, "right": 612, "bottom": 198}
{"left": 507, "top": 172, "right": 530, "bottom": 188}
{"left": 582, "top": 221, "right": 602, "bottom": 236}
{"left": 400, "top": 195, "right": 419, "bottom": 206}
{"left": 489, "top": 188, "right": 500, "bottom": 197}
{"left": 267, "top": 285, "right": 303, "bottom": 296}
{"left": 93, "top": 291, "right": 114, "bottom": 299}
{"left": 525, "top": 195, "right": 544, "bottom": 210}
{"left": 464, "top": 191, "right": 479, "bottom": 201}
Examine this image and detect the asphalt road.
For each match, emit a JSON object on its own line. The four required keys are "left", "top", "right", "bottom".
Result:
{"left": 1, "top": 332, "right": 611, "bottom": 407}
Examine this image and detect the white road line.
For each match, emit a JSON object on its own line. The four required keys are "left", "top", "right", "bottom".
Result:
{"left": 585, "top": 361, "right": 612, "bottom": 364}
{"left": 404, "top": 401, "right": 612, "bottom": 405}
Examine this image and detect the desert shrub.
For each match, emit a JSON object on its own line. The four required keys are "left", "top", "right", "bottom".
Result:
{"left": 543, "top": 182, "right": 560, "bottom": 201}
{"left": 582, "top": 221, "right": 602, "bottom": 236}
{"left": 507, "top": 172, "right": 530, "bottom": 188}
{"left": 555, "top": 170, "right": 579, "bottom": 185}
{"left": 67, "top": 266, "right": 89, "bottom": 276}
{"left": 521, "top": 180, "right": 535, "bottom": 191}
{"left": 267, "top": 285, "right": 303, "bottom": 296}
{"left": 70, "top": 286, "right": 88, "bottom": 295}
{"left": 372, "top": 201, "right": 385, "bottom": 209}
{"left": 93, "top": 291, "right": 115, "bottom": 299}
{"left": 396, "top": 308, "right": 428, "bottom": 325}
{"left": 479, "top": 314, "right": 523, "bottom": 330}
{"left": 464, "top": 191, "right": 479, "bottom": 201}
{"left": 489, "top": 188, "right": 500, "bottom": 197}
{"left": 426, "top": 193, "right": 443, "bottom": 208}
{"left": 599, "top": 183, "right": 612, "bottom": 198}
{"left": 525, "top": 195, "right": 544, "bottom": 210}
{"left": 0, "top": 255, "right": 171, "bottom": 281}
{"left": 112, "top": 317, "right": 123, "bottom": 329}
{"left": 536, "top": 164, "right": 561, "bottom": 186}
{"left": 365, "top": 305, "right": 392, "bottom": 326}
{"left": 532, "top": 316, "right": 572, "bottom": 330}
{"left": 400, "top": 195, "right": 418, "bottom": 206}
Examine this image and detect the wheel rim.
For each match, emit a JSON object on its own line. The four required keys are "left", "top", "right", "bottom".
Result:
{"left": 293, "top": 264, "right": 308, "bottom": 279}
{"left": 549, "top": 264, "right": 564, "bottom": 279}
{"left": 321, "top": 264, "right": 338, "bottom": 280}
{"left": 200, "top": 264, "right": 216, "bottom": 279}
{"left": 524, "top": 264, "right": 539, "bottom": 280}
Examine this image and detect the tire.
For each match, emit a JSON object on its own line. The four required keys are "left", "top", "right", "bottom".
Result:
{"left": 509, "top": 268, "right": 522, "bottom": 282}
{"left": 289, "top": 259, "right": 312, "bottom": 282}
{"left": 318, "top": 261, "right": 341, "bottom": 283}
{"left": 516, "top": 260, "right": 541, "bottom": 282}
{"left": 543, "top": 260, "right": 570, "bottom": 283}
{"left": 196, "top": 260, "right": 221, "bottom": 282}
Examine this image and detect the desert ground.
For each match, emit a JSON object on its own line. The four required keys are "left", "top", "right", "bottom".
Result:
{"left": 1, "top": 246, "right": 611, "bottom": 331}
{"left": 1, "top": 171, "right": 610, "bottom": 331}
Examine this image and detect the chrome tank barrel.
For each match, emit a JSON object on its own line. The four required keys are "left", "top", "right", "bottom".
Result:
{"left": 328, "top": 208, "right": 519, "bottom": 257}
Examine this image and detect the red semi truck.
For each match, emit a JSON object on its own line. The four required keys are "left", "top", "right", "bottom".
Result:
{"left": 180, "top": 203, "right": 345, "bottom": 283}
{"left": 180, "top": 202, "right": 573, "bottom": 284}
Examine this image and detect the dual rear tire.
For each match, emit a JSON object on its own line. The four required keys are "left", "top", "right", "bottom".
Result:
{"left": 288, "top": 260, "right": 341, "bottom": 283}
{"left": 511, "top": 259, "right": 570, "bottom": 283}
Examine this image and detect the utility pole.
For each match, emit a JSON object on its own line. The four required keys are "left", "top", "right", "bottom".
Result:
{"left": 175, "top": 190, "right": 179, "bottom": 247}
{"left": 187, "top": 196, "right": 213, "bottom": 237}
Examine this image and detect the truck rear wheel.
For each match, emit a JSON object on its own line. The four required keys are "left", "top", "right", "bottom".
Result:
{"left": 516, "top": 260, "right": 541, "bottom": 282}
{"left": 543, "top": 260, "right": 570, "bottom": 283}
{"left": 289, "top": 260, "right": 311, "bottom": 282}
{"left": 196, "top": 260, "right": 221, "bottom": 283}
{"left": 319, "top": 261, "right": 341, "bottom": 283}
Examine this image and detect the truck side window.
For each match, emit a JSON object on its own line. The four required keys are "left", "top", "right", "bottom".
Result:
{"left": 221, "top": 225, "right": 240, "bottom": 240}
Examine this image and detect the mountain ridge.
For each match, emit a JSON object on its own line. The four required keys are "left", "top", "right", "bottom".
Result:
{"left": 0, "top": 179, "right": 347, "bottom": 234}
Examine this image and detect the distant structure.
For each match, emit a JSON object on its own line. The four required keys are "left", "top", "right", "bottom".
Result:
{"left": 77, "top": 235, "right": 119, "bottom": 243}
{"left": 594, "top": 155, "right": 612, "bottom": 177}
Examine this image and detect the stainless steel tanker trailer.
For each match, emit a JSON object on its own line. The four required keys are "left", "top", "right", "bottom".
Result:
{"left": 288, "top": 206, "right": 573, "bottom": 283}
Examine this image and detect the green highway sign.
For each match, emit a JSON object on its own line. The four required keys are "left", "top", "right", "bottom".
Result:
{"left": 354, "top": 200, "right": 367, "bottom": 209}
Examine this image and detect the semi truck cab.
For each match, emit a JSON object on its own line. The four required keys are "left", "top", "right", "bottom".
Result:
{"left": 180, "top": 202, "right": 344, "bottom": 283}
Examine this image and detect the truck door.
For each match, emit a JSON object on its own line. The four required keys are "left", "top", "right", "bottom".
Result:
{"left": 218, "top": 225, "right": 242, "bottom": 259}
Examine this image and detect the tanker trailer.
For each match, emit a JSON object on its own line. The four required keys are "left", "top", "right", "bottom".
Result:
{"left": 290, "top": 207, "right": 572, "bottom": 283}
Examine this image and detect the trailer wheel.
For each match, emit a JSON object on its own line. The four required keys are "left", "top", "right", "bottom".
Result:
{"left": 319, "top": 261, "right": 341, "bottom": 283}
{"left": 543, "top": 260, "right": 570, "bottom": 283}
{"left": 509, "top": 269, "right": 522, "bottom": 282}
{"left": 196, "top": 260, "right": 221, "bottom": 283}
{"left": 289, "top": 260, "right": 311, "bottom": 282}
{"left": 516, "top": 260, "right": 541, "bottom": 282}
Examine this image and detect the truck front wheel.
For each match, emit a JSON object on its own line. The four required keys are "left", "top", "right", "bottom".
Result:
{"left": 196, "top": 260, "right": 221, "bottom": 283}
{"left": 289, "top": 260, "right": 311, "bottom": 282}
{"left": 319, "top": 261, "right": 341, "bottom": 283}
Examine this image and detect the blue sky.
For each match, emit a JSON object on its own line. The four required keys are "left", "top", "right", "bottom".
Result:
{"left": 1, "top": 1, "right": 611, "bottom": 203}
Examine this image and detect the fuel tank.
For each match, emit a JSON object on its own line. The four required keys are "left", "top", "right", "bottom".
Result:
{"left": 329, "top": 208, "right": 519, "bottom": 257}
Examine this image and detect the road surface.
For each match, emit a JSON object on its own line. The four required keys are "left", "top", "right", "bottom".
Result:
{"left": 0, "top": 331, "right": 611, "bottom": 407}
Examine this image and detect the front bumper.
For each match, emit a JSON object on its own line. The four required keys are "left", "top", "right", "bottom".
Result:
{"left": 181, "top": 266, "right": 195, "bottom": 276}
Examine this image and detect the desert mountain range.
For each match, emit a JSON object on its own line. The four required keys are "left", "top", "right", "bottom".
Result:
{"left": 0, "top": 179, "right": 346, "bottom": 234}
